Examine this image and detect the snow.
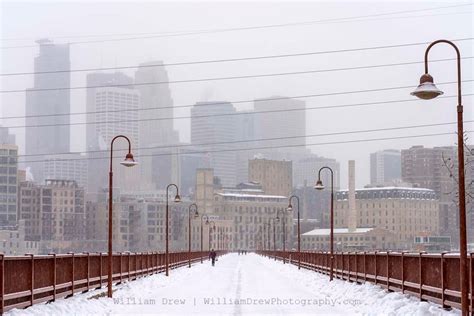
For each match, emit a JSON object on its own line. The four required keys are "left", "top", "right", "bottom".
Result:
{"left": 217, "top": 193, "right": 287, "bottom": 199}
{"left": 303, "top": 227, "right": 373, "bottom": 236}
{"left": 6, "top": 253, "right": 459, "bottom": 316}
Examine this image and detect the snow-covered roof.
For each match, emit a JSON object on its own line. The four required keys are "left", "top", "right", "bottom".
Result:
{"left": 217, "top": 193, "right": 287, "bottom": 199}
{"left": 340, "top": 187, "right": 434, "bottom": 192}
{"left": 303, "top": 227, "right": 374, "bottom": 236}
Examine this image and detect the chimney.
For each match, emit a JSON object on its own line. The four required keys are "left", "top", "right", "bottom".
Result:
{"left": 348, "top": 160, "right": 357, "bottom": 232}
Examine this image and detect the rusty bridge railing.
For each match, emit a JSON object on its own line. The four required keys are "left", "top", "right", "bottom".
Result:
{"left": 257, "top": 250, "right": 473, "bottom": 312}
{"left": 0, "top": 250, "right": 226, "bottom": 313}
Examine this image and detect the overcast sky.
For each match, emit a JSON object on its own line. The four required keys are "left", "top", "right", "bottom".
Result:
{"left": 1, "top": 0, "right": 473, "bottom": 188}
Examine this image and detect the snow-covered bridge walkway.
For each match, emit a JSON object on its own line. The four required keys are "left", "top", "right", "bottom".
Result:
{"left": 6, "top": 253, "right": 458, "bottom": 315}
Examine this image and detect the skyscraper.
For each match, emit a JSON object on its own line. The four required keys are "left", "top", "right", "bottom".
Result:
{"left": 401, "top": 146, "right": 458, "bottom": 244}
{"left": 370, "top": 149, "right": 401, "bottom": 186}
{"left": 253, "top": 97, "right": 306, "bottom": 156}
{"left": 25, "top": 39, "right": 70, "bottom": 182}
{"left": 86, "top": 72, "right": 134, "bottom": 152}
{"left": 85, "top": 72, "right": 135, "bottom": 196}
{"left": 248, "top": 158, "right": 292, "bottom": 196}
{"left": 191, "top": 101, "right": 237, "bottom": 187}
{"left": 134, "top": 62, "right": 179, "bottom": 190}
{"left": 134, "top": 61, "right": 179, "bottom": 146}
{"left": 93, "top": 87, "right": 141, "bottom": 192}
{"left": 43, "top": 154, "right": 87, "bottom": 187}
{"left": 0, "top": 126, "right": 15, "bottom": 144}
{"left": 0, "top": 141, "right": 18, "bottom": 227}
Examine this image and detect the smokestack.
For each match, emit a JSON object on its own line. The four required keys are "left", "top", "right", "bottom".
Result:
{"left": 348, "top": 160, "right": 357, "bottom": 232}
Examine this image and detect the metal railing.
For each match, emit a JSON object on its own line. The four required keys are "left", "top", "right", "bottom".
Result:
{"left": 0, "top": 250, "right": 226, "bottom": 313}
{"left": 258, "top": 250, "right": 473, "bottom": 312}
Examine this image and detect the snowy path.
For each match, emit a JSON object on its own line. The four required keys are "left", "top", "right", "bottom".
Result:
{"left": 6, "top": 253, "right": 459, "bottom": 316}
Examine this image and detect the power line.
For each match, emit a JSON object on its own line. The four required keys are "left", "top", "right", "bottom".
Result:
{"left": 1, "top": 11, "right": 471, "bottom": 43}
{"left": 16, "top": 120, "right": 474, "bottom": 159}
{"left": 3, "top": 93, "right": 474, "bottom": 132}
{"left": 19, "top": 130, "right": 473, "bottom": 165}
{"left": 2, "top": 55, "right": 473, "bottom": 95}
{"left": 2, "top": 38, "right": 472, "bottom": 77}
{"left": 4, "top": 81, "right": 473, "bottom": 130}
{"left": 1, "top": 57, "right": 472, "bottom": 121}
{"left": 1, "top": 3, "right": 471, "bottom": 48}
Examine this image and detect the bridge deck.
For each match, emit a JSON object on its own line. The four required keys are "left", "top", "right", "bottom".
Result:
{"left": 5, "top": 253, "right": 457, "bottom": 315}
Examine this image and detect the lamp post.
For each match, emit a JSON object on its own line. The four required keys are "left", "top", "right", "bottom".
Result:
{"left": 208, "top": 221, "right": 216, "bottom": 251}
{"left": 262, "top": 224, "right": 267, "bottom": 251}
{"left": 165, "top": 183, "right": 181, "bottom": 276}
{"left": 263, "top": 222, "right": 271, "bottom": 251}
{"left": 315, "top": 166, "right": 334, "bottom": 281}
{"left": 276, "top": 209, "right": 287, "bottom": 263}
{"left": 188, "top": 203, "right": 198, "bottom": 268}
{"left": 272, "top": 218, "right": 276, "bottom": 259}
{"left": 411, "top": 39, "right": 468, "bottom": 315}
{"left": 200, "top": 214, "right": 209, "bottom": 263}
{"left": 266, "top": 221, "right": 271, "bottom": 251}
{"left": 287, "top": 195, "right": 301, "bottom": 269}
{"left": 108, "top": 135, "right": 137, "bottom": 298}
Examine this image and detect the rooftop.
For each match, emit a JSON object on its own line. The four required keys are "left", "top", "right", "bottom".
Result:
{"left": 302, "top": 228, "right": 374, "bottom": 236}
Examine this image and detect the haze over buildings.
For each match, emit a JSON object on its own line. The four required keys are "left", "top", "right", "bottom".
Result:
{"left": 24, "top": 40, "right": 71, "bottom": 183}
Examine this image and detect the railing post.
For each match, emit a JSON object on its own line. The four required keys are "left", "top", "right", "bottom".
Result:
{"left": 27, "top": 253, "right": 34, "bottom": 307}
{"left": 401, "top": 251, "right": 405, "bottom": 294}
{"left": 48, "top": 253, "right": 57, "bottom": 301}
{"left": 341, "top": 252, "right": 344, "bottom": 280}
{"left": 119, "top": 252, "right": 122, "bottom": 284}
{"left": 386, "top": 251, "right": 390, "bottom": 290}
{"left": 419, "top": 252, "right": 423, "bottom": 301}
{"left": 128, "top": 252, "right": 131, "bottom": 281}
{"left": 364, "top": 251, "right": 367, "bottom": 282}
{"left": 355, "top": 252, "right": 358, "bottom": 283}
{"left": 98, "top": 252, "right": 102, "bottom": 289}
{"left": 84, "top": 252, "right": 90, "bottom": 292}
{"left": 470, "top": 253, "right": 473, "bottom": 314}
{"left": 0, "top": 253, "right": 4, "bottom": 314}
{"left": 441, "top": 252, "right": 446, "bottom": 308}
{"left": 348, "top": 252, "right": 351, "bottom": 282}
{"left": 374, "top": 251, "right": 378, "bottom": 285}
{"left": 69, "top": 252, "right": 75, "bottom": 297}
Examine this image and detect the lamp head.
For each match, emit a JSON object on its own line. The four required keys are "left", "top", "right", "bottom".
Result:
{"left": 120, "top": 153, "right": 138, "bottom": 167}
{"left": 276, "top": 216, "right": 280, "bottom": 222}
{"left": 174, "top": 194, "right": 181, "bottom": 203}
{"left": 314, "top": 179, "right": 325, "bottom": 190}
{"left": 410, "top": 73, "right": 444, "bottom": 100}
{"left": 194, "top": 211, "right": 199, "bottom": 218}
{"left": 287, "top": 204, "right": 293, "bottom": 211}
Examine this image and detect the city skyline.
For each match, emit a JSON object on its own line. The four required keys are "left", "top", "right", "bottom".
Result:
{"left": 1, "top": 1, "right": 472, "bottom": 187}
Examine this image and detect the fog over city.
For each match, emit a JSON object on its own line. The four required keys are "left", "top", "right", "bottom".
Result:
{"left": 1, "top": 0, "right": 472, "bottom": 187}
{"left": 1, "top": 1, "right": 474, "bottom": 315}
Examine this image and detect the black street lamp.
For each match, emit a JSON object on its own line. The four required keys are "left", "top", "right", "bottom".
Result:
{"left": 165, "top": 183, "right": 181, "bottom": 276}
{"left": 276, "top": 208, "right": 287, "bottom": 263}
{"left": 107, "top": 135, "right": 137, "bottom": 298}
{"left": 208, "top": 221, "right": 216, "bottom": 251}
{"left": 287, "top": 195, "right": 301, "bottom": 269}
{"left": 411, "top": 39, "right": 468, "bottom": 315}
{"left": 188, "top": 204, "right": 198, "bottom": 268}
{"left": 315, "top": 166, "right": 334, "bottom": 281}
{"left": 200, "top": 214, "right": 209, "bottom": 263}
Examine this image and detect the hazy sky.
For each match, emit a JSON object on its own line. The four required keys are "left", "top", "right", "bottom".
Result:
{"left": 1, "top": 0, "right": 473, "bottom": 188}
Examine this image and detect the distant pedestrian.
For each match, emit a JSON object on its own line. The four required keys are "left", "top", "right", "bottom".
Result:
{"left": 209, "top": 249, "right": 217, "bottom": 266}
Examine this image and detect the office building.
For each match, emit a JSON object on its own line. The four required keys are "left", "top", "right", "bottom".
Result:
{"left": 0, "top": 143, "right": 18, "bottom": 227}
{"left": 248, "top": 158, "right": 292, "bottom": 196}
{"left": 191, "top": 101, "right": 238, "bottom": 187}
{"left": 25, "top": 39, "right": 70, "bottom": 182}
{"left": 370, "top": 149, "right": 401, "bottom": 186}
